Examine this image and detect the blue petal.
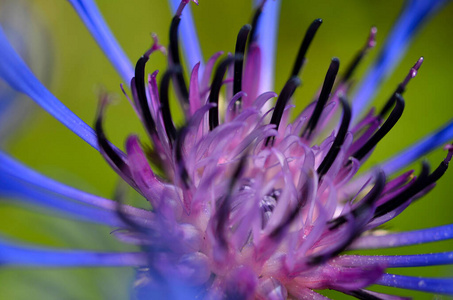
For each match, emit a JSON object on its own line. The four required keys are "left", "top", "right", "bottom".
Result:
{"left": 0, "top": 173, "right": 122, "bottom": 226}
{"left": 350, "top": 224, "right": 453, "bottom": 250}
{"left": 341, "top": 252, "right": 453, "bottom": 267}
{"left": 67, "top": 0, "right": 134, "bottom": 82}
{"left": 253, "top": 0, "right": 281, "bottom": 94}
{"left": 352, "top": 0, "right": 450, "bottom": 121}
{"left": 381, "top": 120, "right": 453, "bottom": 175}
{"left": 0, "top": 26, "right": 99, "bottom": 150}
{"left": 168, "top": 0, "right": 205, "bottom": 75}
{"left": 0, "top": 238, "right": 145, "bottom": 267}
{"left": 378, "top": 274, "right": 453, "bottom": 295}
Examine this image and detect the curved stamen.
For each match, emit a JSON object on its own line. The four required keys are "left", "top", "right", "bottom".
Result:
{"left": 303, "top": 58, "right": 340, "bottom": 138}
{"left": 379, "top": 57, "right": 423, "bottom": 117}
{"left": 342, "top": 27, "right": 377, "bottom": 82}
{"left": 159, "top": 67, "right": 180, "bottom": 145}
{"left": 291, "top": 18, "right": 323, "bottom": 78}
{"left": 330, "top": 170, "right": 386, "bottom": 230}
{"left": 317, "top": 95, "right": 351, "bottom": 178}
{"left": 233, "top": 24, "right": 252, "bottom": 105}
{"left": 352, "top": 93, "right": 405, "bottom": 161}
{"left": 169, "top": 16, "right": 189, "bottom": 104}
{"left": 174, "top": 127, "right": 191, "bottom": 189}
{"left": 374, "top": 147, "right": 452, "bottom": 219}
{"left": 248, "top": 0, "right": 265, "bottom": 47}
{"left": 265, "top": 76, "right": 301, "bottom": 146}
{"left": 209, "top": 55, "right": 241, "bottom": 131}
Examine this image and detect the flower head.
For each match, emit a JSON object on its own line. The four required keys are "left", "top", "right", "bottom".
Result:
{"left": 0, "top": 0, "right": 453, "bottom": 299}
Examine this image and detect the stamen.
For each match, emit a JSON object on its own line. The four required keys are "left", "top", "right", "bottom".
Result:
{"left": 174, "top": 127, "right": 190, "bottom": 189}
{"left": 374, "top": 145, "right": 452, "bottom": 219}
{"left": 373, "top": 162, "right": 430, "bottom": 219}
{"left": 169, "top": 16, "right": 189, "bottom": 104}
{"left": 379, "top": 57, "right": 423, "bottom": 117}
{"left": 209, "top": 55, "right": 241, "bottom": 131}
{"left": 175, "top": 0, "right": 198, "bottom": 18}
{"left": 317, "top": 95, "right": 351, "bottom": 178}
{"left": 291, "top": 18, "right": 323, "bottom": 78}
{"left": 342, "top": 27, "right": 377, "bottom": 82}
{"left": 352, "top": 93, "right": 405, "bottom": 161}
{"left": 303, "top": 58, "right": 340, "bottom": 139}
{"left": 233, "top": 25, "right": 252, "bottom": 105}
{"left": 265, "top": 76, "right": 301, "bottom": 146}
{"left": 159, "top": 67, "right": 180, "bottom": 145}
{"left": 329, "top": 170, "right": 386, "bottom": 229}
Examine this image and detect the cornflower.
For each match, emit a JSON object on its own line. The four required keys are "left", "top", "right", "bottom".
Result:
{"left": 0, "top": 0, "right": 453, "bottom": 299}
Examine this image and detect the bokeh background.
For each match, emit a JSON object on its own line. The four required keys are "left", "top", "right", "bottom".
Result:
{"left": 0, "top": 0, "right": 452, "bottom": 299}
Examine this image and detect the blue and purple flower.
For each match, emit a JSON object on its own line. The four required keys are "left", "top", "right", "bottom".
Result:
{"left": 0, "top": 0, "right": 453, "bottom": 299}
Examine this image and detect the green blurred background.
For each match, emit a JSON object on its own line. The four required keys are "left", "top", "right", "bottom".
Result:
{"left": 0, "top": 0, "right": 452, "bottom": 299}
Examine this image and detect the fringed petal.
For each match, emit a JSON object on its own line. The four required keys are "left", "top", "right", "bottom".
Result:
{"left": 377, "top": 273, "right": 453, "bottom": 296}
{"left": 0, "top": 238, "right": 146, "bottom": 267}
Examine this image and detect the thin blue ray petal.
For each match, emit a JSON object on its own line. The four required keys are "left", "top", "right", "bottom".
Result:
{"left": 377, "top": 274, "right": 453, "bottom": 295}
{"left": 0, "top": 174, "right": 122, "bottom": 226}
{"left": 341, "top": 252, "right": 453, "bottom": 268}
{"left": 168, "top": 0, "right": 205, "bottom": 76}
{"left": 253, "top": 0, "right": 281, "bottom": 94}
{"left": 67, "top": 0, "right": 134, "bottom": 82}
{"left": 352, "top": 0, "right": 450, "bottom": 122}
{"left": 0, "top": 26, "right": 99, "bottom": 150}
{"left": 381, "top": 120, "right": 453, "bottom": 175}
{"left": 350, "top": 224, "right": 453, "bottom": 250}
{"left": 0, "top": 238, "right": 146, "bottom": 267}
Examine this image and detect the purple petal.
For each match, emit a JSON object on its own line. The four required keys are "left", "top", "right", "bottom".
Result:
{"left": 377, "top": 273, "right": 453, "bottom": 295}
{"left": 352, "top": 0, "right": 450, "bottom": 121}
{"left": 0, "top": 238, "right": 145, "bottom": 267}
{"left": 0, "top": 26, "right": 99, "bottom": 150}
{"left": 67, "top": 0, "right": 134, "bottom": 82}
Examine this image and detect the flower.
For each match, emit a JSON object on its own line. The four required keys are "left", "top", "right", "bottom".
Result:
{"left": 0, "top": 0, "right": 453, "bottom": 299}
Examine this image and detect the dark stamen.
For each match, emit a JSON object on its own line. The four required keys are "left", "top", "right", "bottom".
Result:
{"left": 291, "top": 18, "right": 323, "bottom": 78}
{"left": 352, "top": 93, "right": 405, "bottom": 161}
{"left": 347, "top": 290, "right": 384, "bottom": 300}
{"left": 216, "top": 155, "right": 248, "bottom": 248}
{"left": 174, "top": 127, "right": 190, "bottom": 189}
{"left": 209, "top": 55, "right": 241, "bottom": 131}
{"left": 159, "top": 67, "right": 180, "bottom": 144}
{"left": 329, "top": 170, "right": 386, "bottom": 229}
{"left": 303, "top": 58, "right": 340, "bottom": 138}
{"left": 379, "top": 57, "right": 423, "bottom": 117}
{"left": 95, "top": 98, "right": 131, "bottom": 181}
{"left": 373, "top": 162, "right": 430, "bottom": 219}
{"left": 265, "top": 76, "right": 301, "bottom": 146}
{"left": 341, "top": 27, "right": 377, "bottom": 82}
{"left": 134, "top": 55, "right": 156, "bottom": 136}
{"left": 233, "top": 25, "right": 252, "bottom": 104}
{"left": 317, "top": 95, "right": 351, "bottom": 178}
{"left": 169, "top": 16, "right": 189, "bottom": 104}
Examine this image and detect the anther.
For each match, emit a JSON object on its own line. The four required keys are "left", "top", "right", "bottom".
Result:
{"left": 169, "top": 16, "right": 189, "bottom": 104}
{"left": 291, "top": 18, "right": 323, "bottom": 78}
{"left": 209, "top": 55, "right": 242, "bottom": 131}
{"left": 342, "top": 27, "right": 377, "bottom": 82}
{"left": 379, "top": 57, "right": 423, "bottom": 117}
{"left": 352, "top": 93, "right": 405, "bottom": 161}
{"left": 265, "top": 76, "right": 301, "bottom": 146}
{"left": 317, "top": 95, "right": 351, "bottom": 178}
{"left": 303, "top": 58, "right": 340, "bottom": 139}
{"left": 159, "top": 67, "right": 180, "bottom": 145}
{"left": 233, "top": 25, "right": 252, "bottom": 105}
